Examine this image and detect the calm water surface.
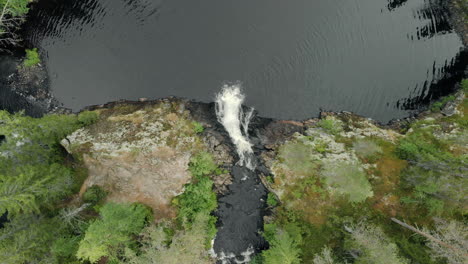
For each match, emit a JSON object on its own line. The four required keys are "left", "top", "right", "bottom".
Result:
{"left": 23, "top": 0, "right": 466, "bottom": 122}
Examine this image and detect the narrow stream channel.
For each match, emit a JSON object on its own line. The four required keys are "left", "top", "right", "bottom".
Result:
{"left": 213, "top": 86, "right": 267, "bottom": 263}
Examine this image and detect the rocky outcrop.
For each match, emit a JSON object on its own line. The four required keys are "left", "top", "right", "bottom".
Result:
{"left": 62, "top": 99, "right": 234, "bottom": 219}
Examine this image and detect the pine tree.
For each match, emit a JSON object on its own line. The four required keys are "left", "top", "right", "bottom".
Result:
{"left": 425, "top": 219, "right": 468, "bottom": 264}
{"left": 262, "top": 229, "right": 302, "bottom": 264}
{"left": 346, "top": 223, "right": 409, "bottom": 264}
{"left": 76, "top": 203, "right": 151, "bottom": 263}
{"left": 313, "top": 247, "right": 340, "bottom": 264}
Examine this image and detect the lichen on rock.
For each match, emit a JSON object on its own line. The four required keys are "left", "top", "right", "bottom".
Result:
{"left": 61, "top": 100, "right": 220, "bottom": 219}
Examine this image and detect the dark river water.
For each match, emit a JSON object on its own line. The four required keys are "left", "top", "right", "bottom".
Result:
{"left": 20, "top": 0, "right": 466, "bottom": 123}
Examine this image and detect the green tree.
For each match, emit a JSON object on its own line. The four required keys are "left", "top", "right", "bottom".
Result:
{"left": 76, "top": 202, "right": 151, "bottom": 263}
{"left": 392, "top": 218, "right": 467, "bottom": 264}
{"left": 0, "top": 214, "right": 64, "bottom": 264}
{"left": 262, "top": 229, "right": 302, "bottom": 264}
{"left": 173, "top": 152, "right": 218, "bottom": 241}
{"left": 313, "top": 247, "right": 339, "bottom": 264}
{"left": 0, "top": 111, "right": 97, "bottom": 217}
{"left": 82, "top": 185, "right": 107, "bottom": 205}
{"left": 0, "top": 0, "right": 31, "bottom": 48}
{"left": 424, "top": 219, "right": 467, "bottom": 264}
{"left": 346, "top": 223, "right": 409, "bottom": 264}
{"left": 124, "top": 213, "right": 213, "bottom": 264}
{"left": 0, "top": 164, "right": 74, "bottom": 217}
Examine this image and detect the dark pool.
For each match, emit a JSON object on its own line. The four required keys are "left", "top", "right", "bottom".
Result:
{"left": 22, "top": 0, "right": 465, "bottom": 122}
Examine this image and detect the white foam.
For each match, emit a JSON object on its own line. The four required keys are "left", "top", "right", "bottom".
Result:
{"left": 216, "top": 246, "right": 255, "bottom": 264}
{"left": 215, "top": 84, "right": 255, "bottom": 170}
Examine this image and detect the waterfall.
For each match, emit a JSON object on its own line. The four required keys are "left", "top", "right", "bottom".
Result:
{"left": 215, "top": 84, "right": 255, "bottom": 170}
{"left": 213, "top": 85, "right": 265, "bottom": 264}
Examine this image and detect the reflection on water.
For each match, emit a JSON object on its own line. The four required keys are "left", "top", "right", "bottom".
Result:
{"left": 398, "top": 49, "right": 467, "bottom": 110}
{"left": 20, "top": 0, "right": 466, "bottom": 123}
{"left": 387, "top": 0, "right": 409, "bottom": 11}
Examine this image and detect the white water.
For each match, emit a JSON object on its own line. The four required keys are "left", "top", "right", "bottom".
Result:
{"left": 216, "top": 246, "right": 255, "bottom": 264}
{"left": 215, "top": 85, "right": 255, "bottom": 170}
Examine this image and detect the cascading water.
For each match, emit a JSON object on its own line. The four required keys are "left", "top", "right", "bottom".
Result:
{"left": 215, "top": 85, "right": 255, "bottom": 170}
{"left": 213, "top": 85, "right": 267, "bottom": 263}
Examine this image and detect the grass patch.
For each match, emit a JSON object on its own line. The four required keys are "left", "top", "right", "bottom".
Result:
{"left": 267, "top": 193, "right": 279, "bottom": 207}
{"left": 78, "top": 111, "right": 99, "bottom": 126}
{"left": 192, "top": 121, "right": 204, "bottom": 133}
{"left": 317, "top": 117, "right": 343, "bottom": 135}
{"left": 23, "top": 48, "right": 41, "bottom": 67}
{"left": 430, "top": 95, "right": 456, "bottom": 112}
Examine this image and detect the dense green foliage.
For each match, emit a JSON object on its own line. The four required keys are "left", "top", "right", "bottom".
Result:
{"left": 119, "top": 151, "right": 220, "bottom": 263}
{"left": 262, "top": 229, "right": 302, "bottom": 264}
{"left": 76, "top": 203, "right": 151, "bottom": 263}
{"left": 0, "top": 107, "right": 219, "bottom": 263}
{"left": 0, "top": 0, "right": 30, "bottom": 30}
{"left": 123, "top": 213, "right": 214, "bottom": 264}
{"left": 0, "top": 110, "right": 98, "bottom": 217}
{"left": 23, "top": 48, "right": 40, "bottom": 67}
{"left": 0, "top": 0, "right": 29, "bottom": 18}
{"left": 462, "top": 79, "right": 468, "bottom": 92}
{"left": 77, "top": 111, "right": 99, "bottom": 126}
{"left": 259, "top": 222, "right": 303, "bottom": 264}
{"left": 82, "top": 185, "right": 107, "bottom": 205}
{"left": 0, "top": 215, "right": 68, "bottom": 264}
{"left": 0, "top": 0, "right": 31, "bottom": 48}
{"left": 0, "top": 110, "right": 98, "bottom": 263}
{"left": 174, "top": 152, "right": 218, "bottom": 242}
{"left": 346, "top": 224, "right": 409, "bottom": 264}
{"left": 395, "top": 118, "right": 466, "bottom": 216}
{"left": 267, "top": 192, "right": 279, "bottom": 207}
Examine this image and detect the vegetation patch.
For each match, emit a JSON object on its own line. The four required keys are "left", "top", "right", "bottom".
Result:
{"left": 352, "top": 139, "right": 382, "bottom": 162}
{"left": 173, "top": 151, "right": 219, "bottom": 244}
{"left": 23, "top": 48, "right": 41, "bottom": 67}
{"left": 192, "top": 121, "right": 205, "bottom": 133}
{"left": 82, "top": 185, "right": 108, "bottom": 205}
{"left": 76, "top": 203, "right": 152, "bottom": 263}
{"left": 0, "top": 110, "right": 99, "bottom": 263}
{"left": 317, "top": 117, "right": 344, "bottom": 135}
{"left": 430, "top": 95, "right": 456, "bottom": 112}
{"left": 262, "top": 82, "right": 467, "bottom": 264}
{"left": 321, "top": 161, "right": 373, "bottom": 203}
